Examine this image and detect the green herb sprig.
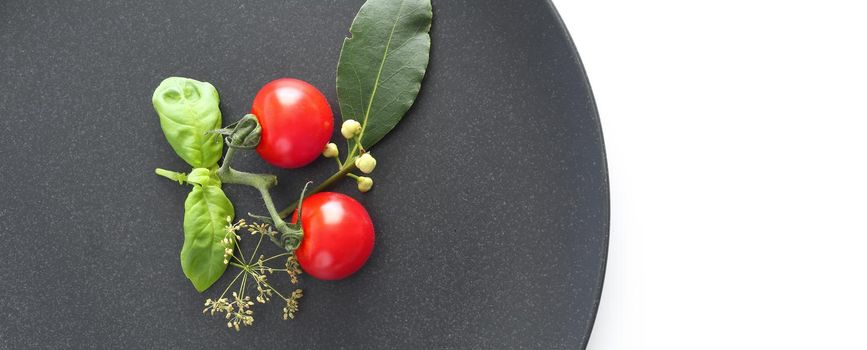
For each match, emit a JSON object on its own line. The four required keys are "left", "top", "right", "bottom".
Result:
{"left": 151, "top": 0, "right": 432, "bottom": 327}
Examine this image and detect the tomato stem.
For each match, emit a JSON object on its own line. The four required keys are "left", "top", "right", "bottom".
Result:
{"left": 277, "top": 161, "right": 357, "bottom": 219}
{"left": 295, "top": 181, "right": 313, "bottom": 224}
{"left": 217, "top": 146, "right": 303, "bottom": 252}
{"left": 212, "top": 114, "right": 360, "bottom": 252}
{"left": 218, "top": 148, "right": 277, "bottom": 189}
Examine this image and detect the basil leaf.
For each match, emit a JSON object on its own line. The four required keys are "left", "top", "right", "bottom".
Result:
{"left": 181, "top": 184, "right": 234, "bottom": 292}
{"left": 186, "top": 167, "right": 221, "bottom": 187}
{"left": 336, "top": 0, "right": 432, "bottom": 150}
{"left": 153, "top": 77, "right": 223, "bottom": 168}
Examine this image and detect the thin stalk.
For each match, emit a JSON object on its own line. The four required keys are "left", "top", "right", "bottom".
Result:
{"left": 256, "top": 187, "right": 283, "bottom": 227}
{"left": 249, "top": 233, "right": 265, "bottom": 263}
{"left": 260, "top": 252, "right": 291, "bottom": 264}
{"left": 234, "top": 235, "right": 247, "bottom": 263}
{"left": 218, "top": 269, "right": 245, "bottom": 301}
{"left": 277, "top": 162, "right": 357, "bottom": 218}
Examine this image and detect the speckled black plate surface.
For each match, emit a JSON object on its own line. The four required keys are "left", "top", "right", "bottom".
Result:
{"left": 0, "top": 1, "right": 608, "bottom": 348}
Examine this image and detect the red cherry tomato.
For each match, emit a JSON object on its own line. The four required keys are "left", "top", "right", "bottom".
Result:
{"left": 293, "top": 192, "right": 375, "bottom": 280}
{"left": 252, "top": 78, "right": 333, "bottom": 168}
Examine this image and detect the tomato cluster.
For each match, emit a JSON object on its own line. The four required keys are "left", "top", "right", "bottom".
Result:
{"left": 253, "top": 78, "right": 374, "bottom": 280}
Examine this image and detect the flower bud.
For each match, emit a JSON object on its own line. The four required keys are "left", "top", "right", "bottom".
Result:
{"left": 354, "top": 153, "right": 377, "bottom": 174}
{"left": 341, "top": 119, "right": 362, "bottom": 139}
{"left": 357, "top": 176, "right": 373, "bottom": 192}
{"left": 322, "top": 142, "right": 338, "bottom": 158}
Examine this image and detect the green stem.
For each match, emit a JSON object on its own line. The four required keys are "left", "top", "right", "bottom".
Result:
{"left": 277, "top": 162, "right": 357, "bottom": 218}
{"left": 214, "top": 118, "right": 360, "bottom": 252}
{"left": 350, "top": 134, "right": 365, "bottom": 156}
{"left": 217, "top": 149, "right": 279, "bottom": 223}
{"left": 154, "top": 168, "right": 187, "bottom": 184}
{"left": 220, "top": 147, "right": 237, "bottom": 172}
{"left": 217, "top": 148, "right": 277, "bottom": 189}
{"left": 216, "top": 146, "right": 295, "bottom": 252}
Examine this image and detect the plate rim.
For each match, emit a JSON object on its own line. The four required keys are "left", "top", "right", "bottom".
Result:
{"left": 544, "top": 1, "right": 611, "bottom": 347}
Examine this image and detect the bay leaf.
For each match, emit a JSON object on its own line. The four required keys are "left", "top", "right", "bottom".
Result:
{"left": 336, "top": 0, "right": 432, "bottom": 151}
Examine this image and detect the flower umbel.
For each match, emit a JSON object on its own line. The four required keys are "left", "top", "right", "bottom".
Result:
{"left": 204, "top": 219, "right": 304, "bottom": 330}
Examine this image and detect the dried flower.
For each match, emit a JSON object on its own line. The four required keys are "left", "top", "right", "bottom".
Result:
{"left": 202, "top": 218, "right": 306, "bottom": 330}
{"left": 283, "top": 289, "right": 303, "bottom": 320}
{"left": 247, "top": 222, "right": 274, "bottom": 237}
{"left": 285, "top": 255, "right": 303, "bottom": 284}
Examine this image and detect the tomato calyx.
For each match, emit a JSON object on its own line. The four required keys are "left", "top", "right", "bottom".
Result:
{"left": 210, "top": 114, "right": 262, "bottom": 149}
{"left": 272, "top": 181, "right": 312, "bottom": 251}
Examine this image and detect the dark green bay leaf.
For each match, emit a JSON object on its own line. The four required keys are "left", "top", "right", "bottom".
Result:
{"left": 337, "top": 0, "right": 432, "bottom": 150}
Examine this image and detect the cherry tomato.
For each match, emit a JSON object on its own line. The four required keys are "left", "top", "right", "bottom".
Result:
{"left": 293, "top": 192, "right": 375, "bottom": 280}
{"left": 252, "top": 78, "right": 333, "bottom": 168}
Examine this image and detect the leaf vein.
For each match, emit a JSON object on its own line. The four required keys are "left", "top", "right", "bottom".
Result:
{"left": 358, "top": 0, "right": 408, "bottom": 145}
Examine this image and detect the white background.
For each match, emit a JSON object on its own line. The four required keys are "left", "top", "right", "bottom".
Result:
{"left": 550, "top": 1, "right": 867, "bottom": 349}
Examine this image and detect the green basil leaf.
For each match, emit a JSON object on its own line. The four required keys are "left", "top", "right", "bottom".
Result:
{"left": 153, "top": 77, "right": 223, "bottom": 168}
{"left": 186, "top": 167, "right": 221, "bottom": 187}
{"left": 181, "top": 184, "right": 234, "bottom": 292}
{"left": 337, "top": 0, "right": 432, "bottom": 150}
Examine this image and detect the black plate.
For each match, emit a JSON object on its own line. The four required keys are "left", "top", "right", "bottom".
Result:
{"left": 0, "top": 0, "right": 608, "bottom": 348}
